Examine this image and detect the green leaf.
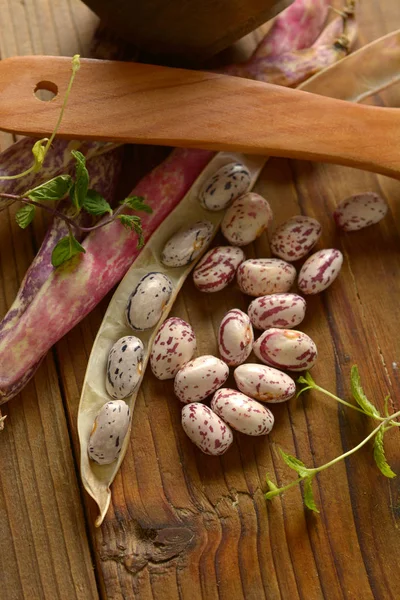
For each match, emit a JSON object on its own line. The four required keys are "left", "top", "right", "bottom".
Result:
{"left": 51, "top": 234, "right": 86, "bottom": 267}
{"left": 351, "top": 365, "right": 380, "bottom": 418}
{"left": 15, "top": 204, "right": 36, "bottom": 229}
{"left": 279, "top": 449, "right": 311, "bottom": 478}
{"left": 82, "top": 189, "right": 113, "bottom": 216}
{"left": 71, "top": 150, "right": 89, "bottom": 210}
{"left": 303, "top": 477, "right": 320, "bottom": 513}
{"left": 122, "top": 196, "right": 152, "bottom": 214}
{"left": 32, "top": 139, "right": 48, "bottom": 172}
{"left": 118, "top": 215, "right": 144, "bottom": 247}
{"left": 373, "top": 429, "right": 396, "bottom": 478}
{"left": 27, "top": 175, "right": 73, "bottom": 202}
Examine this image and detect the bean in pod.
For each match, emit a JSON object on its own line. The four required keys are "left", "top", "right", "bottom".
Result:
{"left": 161, "top": 220, "right": 214, "bottom": 267}
{"left": 237, "top": 258, "right": 296, "bottom": 297}
{"left": 218, "top": 309, "right": 254, "bottom": 366}
{"left": 174, "top": 355, "right": 229, "bottom": 403}
{"left": 298, "top": 248, "right": 343, "bottom": 295}
{"left": 248, "top": 293, "right": 306, "bottom": 330}
{"left": 211, "top": 388, "right": 274, "bottom": 436}
{"left": 270, "top": 215, "right": 322, "bottom": 261}
{"left": 193, "top": 246, "right": 245, "bottom": 293}
{"left": 234, "top": 363, "right": 296, "bottom": 403}
{"left": 126, "top": 272, "right": 173, "bottom": 331}
{"left": 181, "top": 403, "right": 233, "bottom": 455}
{"left": 88, "top": 400, "right": 131, "bottom": 465}
{"left": 221, "top": 192, "right": 273, "bottom": 246}
{"left": 106, "top": 336, "right": 144, "bottom": 399}
{"left": 333, "top": 192, "right": 388, "bottom": 231}
{"left": 253, "top": 328, "right": 318, "bottom": 372}
{"left": 150, "top": 317, "right": 196, "bottom": 380}
{"left": 198, "top": 162, "right": 251, "bottom": 211}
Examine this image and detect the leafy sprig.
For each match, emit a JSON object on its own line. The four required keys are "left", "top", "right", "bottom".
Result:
{"left": 266, "top": 366, "right": 399, "bottom": 512}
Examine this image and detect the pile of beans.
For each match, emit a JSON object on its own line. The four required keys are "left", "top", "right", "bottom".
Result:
{"left": 88, "top": 162, "right": 389, "bottom": 462}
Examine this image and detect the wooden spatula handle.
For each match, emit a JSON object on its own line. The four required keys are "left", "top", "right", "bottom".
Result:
{"left": 0, "top": 56, "right": 398, "bottom": 178}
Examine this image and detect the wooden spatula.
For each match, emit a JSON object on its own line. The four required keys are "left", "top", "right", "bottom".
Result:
{"left": 0, "top": 55, "right": 398, "bottom": 178}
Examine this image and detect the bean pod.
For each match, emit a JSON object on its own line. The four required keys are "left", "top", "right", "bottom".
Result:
{"left": 126, "top": 272, "right": 173, "bottom": 331}
{"left": 161, "top": 221, "right": 214, "bottom": 267}
{"left": 150, "top": 317, "right": 196, "bottom": 380}
{"left": 88, "top": 400, "right": 131, "bottom": 465}
{"left": 181, "top": 403, "right": 233, "bottom": 455}
{"left": 218, "top": 309, "right": 254, "bottom": 366}
{"left": 198, "top": 162, "right": 251, "bottom": 211}
{"left": 270, "top": 215, "right": 322, "bottom": 261}
{"left": 174, "top": 355, "right": 229, "bottom": 403}
{"left": 234, "top": 363, "right": 296, "bottom": 403}
{"left": 193, "top": 246, "right": 245, "bottom": 293}
{"left": 248, "top": 293, "right": 306, "bottom": 330}
{"left": 237, "top": 258, "right": 296, "bottom": 297}
{"left": 298, "top": 248, "right": 343, "bottom": 295}
{"left": 333, "top": 192, "right": 388, "bottom": 231}
{"left": 253, "top": 328, "right": 318, "bottom": 371}
{"left": 211, "top": 388, "right": 274, "bottom": 436}
{"left": 221, "top": 192, "right": 273, "bottom": 246}
{"left": 106, "top": 336, "right": 144, "bottom": 399}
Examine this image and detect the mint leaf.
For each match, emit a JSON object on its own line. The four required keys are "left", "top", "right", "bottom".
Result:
{"left": 51, "top": 234, "right": 86, "bottom": 267}
{"left": 279, "top": 449, "right": 310, "bottom": 478}
{"left": 71, "top": 150, "right": 89, "bottom": 210}
{"left": 303, "top": 477, "right": 320, "bottom": 513}
{"left": 27, "top": 175, "right": 73, "bottom": 202}
{"left": 373, "top": 429, "right": 396, "bottom": 478}
{"left": 118, "top": 215, "right": 144, "bottom": 247}
{"left": 83, "top": 190, "right": 112, "bottom": 216}
{"left": 32, "top": 139, "right": 48, "bottom": 172}
{"left": 15, "top": 205, "right": 36, "bottom": 229}
{"left": 122, "top": 196, "right": 152, "bottom": 214}
{"left": 351, "top": 365, "right": 380, "bottom": 418}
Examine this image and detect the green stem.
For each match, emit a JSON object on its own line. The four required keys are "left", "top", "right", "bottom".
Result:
{"left": 312, "top": 384, "right": 368, "bottom": 416}
{"left": 266, "top": 476, "right": 304, "bottom": 498}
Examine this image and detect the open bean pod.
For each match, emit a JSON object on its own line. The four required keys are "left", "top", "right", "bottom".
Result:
{"left": 77, "top": 152, "right": 265, "bottom": 526}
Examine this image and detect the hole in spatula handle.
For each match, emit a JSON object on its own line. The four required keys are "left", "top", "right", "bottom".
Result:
{"left": 34, "top": 80, "right": 58, "bottom": 102}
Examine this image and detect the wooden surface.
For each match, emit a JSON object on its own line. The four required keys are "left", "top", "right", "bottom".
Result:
{"left": 2, "top": 57, "right": 400, "bottom": 180}
{"left": 0, "top": 1, "right": 400, "bottom": 599}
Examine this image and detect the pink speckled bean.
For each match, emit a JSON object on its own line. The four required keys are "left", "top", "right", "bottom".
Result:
{"left": 248, "top": 293, "right": 306, "bottom": 330}
{"left": 234, "top": 363, "right": 296, "bottom": 403}
{"left": 333, "top": 192, "right": 388, "bottom": 232}
{"left": 198, "top": 162, "right": 251, "bottom": 211}
{"left": 218, "top": 309, "right": 254, "bottom": 367}
{"left": 221, "top": 192, "right": 273, "bottom": 246}
{"left": 237, "top": 259, "right": 296, "bottom": 297}
{"left": 270, "top": 215, "right": 322, "bottom": 262}
{"left": 193, "top": 246, "right": 245, "bottom": 293}
{"left": 298, "top": 248, "right": 343, "bottom": 295}
{"left": 253, "top": 328, "right": 317, "bottom": 372}
{"left": 150, "top": 317, "right": 196, "bottom": 380}
{"left": 174, "top": 355, "right": 229, "bottom": 403}
{"left": 181, "top": 403, "right": 233, "bottom": 455}
{"left": 211, "top": 388, "right": 274, "bottom": 436}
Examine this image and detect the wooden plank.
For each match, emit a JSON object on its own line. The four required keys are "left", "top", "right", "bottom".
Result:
{"left": 0, "top": 0, "right": 100, "bottom": 598}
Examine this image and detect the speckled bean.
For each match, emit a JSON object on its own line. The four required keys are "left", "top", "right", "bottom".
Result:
{"left": 270, "top": 215, "right": 322, "bottom": 261}
{"left": 234, "top": 363, "right": 296, "bottom": 403}
{"left": 248, "top": 293, "right": 306, "bottom": 330}
{"left": 333, "top": 192, "right": 388, "bottom": 231}
{"left": 211, "top": 388, "right": 274, "bottom": 436}
{"left": 126, "top": 272, "right": 173, "bottom": 331}
{"left": 174, "top": 355, "right": 229, "bottom": 403}
{"left": 218, "top": 309, "right": 254, "bottom": 366}
{"left": 237, "top": 258, "right": 296, "bottom": 297}
{"left": 253, "top": 328, "right": 317, "bottom": 372}
{"left": 298, "top": 248, "right": 343, "bottom": 295}
{"left": 150, "top": 317, "right": 196, "bottom": 380}
{"left": 193, "top": 246, "right": 245, "bottom": 293}
{"left": 88, "top": 400, "right": 131, "bottom": 465}
{"left": 221, "top": 192, "right": 273, "bottom": 246}
{"left": 198, "top": 162, "right": 251, "bottom": 211}
{"left": 181, "top": 403, "right": 233, "bottom": 455}
{"left": 161, "top": 221, "right": 214, "bottom": 267}
{"left": 106, "top": 336, "right": 144, "bottom": 399}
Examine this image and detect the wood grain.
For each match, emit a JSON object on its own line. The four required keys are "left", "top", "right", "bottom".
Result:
{"left": 1, "top": 1, "right": 400, "bottom": 599}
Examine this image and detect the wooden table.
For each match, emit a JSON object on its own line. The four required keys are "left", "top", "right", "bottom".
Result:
{"left": 0, "top": 1, "right": 400, "bottom": 598}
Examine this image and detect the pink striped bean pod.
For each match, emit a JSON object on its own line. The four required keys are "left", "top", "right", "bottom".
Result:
{"left": 270, "top": 215, "right": 322, "bottom": 261}
{"left": 333, "top": 192, "right": 388, "bottom": 232}
{"left": 150, "top": 317, "right": 196, "bottom": 380}
{"left": 298, "top": 248, "right": 343, "bottom": 295}
{"left": 174, "top": 355, "right": 229, "bottom": 403}
{"left": 218, "top": 309, "right": 254, "bottom": 367}
{"left": 221, "top": 192, "right": 273, "bottom": 246}
{"left": 181, "top": 403, "right": 233, "bottom": 455}
{"left": 211, "top": 388, "right": 274, "bottom": 436}
{"left": 237, "top": 258, "right": 296, "bottom": 297}
{"left": 234, "top": 363, "right": 296, "bottom": 403}
{"left": 253, "top": 328, "right": 317, "bottom": 372}
{"left": 248, "top": 293, "right": 306, "bottom": 330}
{"left": 193, "top": 246, "right": 245, "bottom": 293}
